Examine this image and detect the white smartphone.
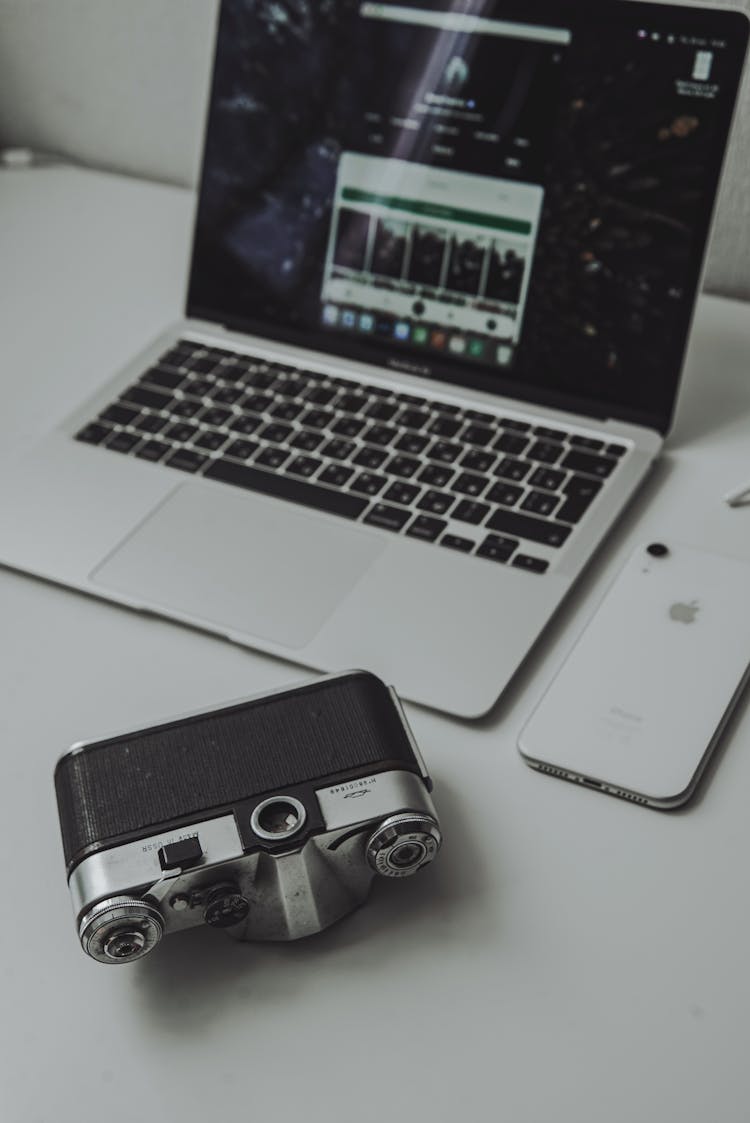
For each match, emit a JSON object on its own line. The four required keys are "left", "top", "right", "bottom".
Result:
{"left": 518, "top": 542, "right": 750, "bottom": 809}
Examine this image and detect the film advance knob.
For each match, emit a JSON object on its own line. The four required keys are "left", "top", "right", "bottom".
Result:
{"left": 366, "top": 813, "right": 442, "bottom": 878}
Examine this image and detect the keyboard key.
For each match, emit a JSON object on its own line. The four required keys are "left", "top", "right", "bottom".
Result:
{"left": 363, "top": 503, "right": 412, "bottom": 532}
{"left": 406, "top": 515, "right": 446, "bottom": 542}
{"left": 303, "top": 385, "right": 337, "bottom": 406}
{"left": 350, "top": 472, "right": 387, "bottom": 496}
{"left": 134, "top": 413, "right": 168, "bottom": 434}
{"left": 453, "top": 472, "right": 488, "bottom": 498}
{"left": 141, "top": 366, "right": 184, "bottom": 391}
{"left": 213, "top": 386, "right": 245, "bottom": 405}
{"left": 290, "top": 429, "right": 324, "bottom": 452}
{"left": 512, "top": 554, "right": 549, "bottom": 574}
{"left": 570, "top": 434, "right": 604, "bottom": 451}
{"left": 395, "top": 432, "right": 430, "bottom": 455}
{"left": 76, "top": 423, "right": 111, "bottom": 446}
{"left": 230, "top": 415, "right": 262, "bottom": 436}
{"left": 461, "top": 424, "right": 494, "bottom": 447}
{"left": 383, "top": 481, "right": 420, "bottom": 506}
{"left": 476, "top": 534, "right": 518, "bottom": 563}
{"left": 354, "top": 445, "right": 389, "bottom": 469}
{"left": 367, "top": 401, "right": 398, "bottom": 422}
{"left": 321, "top": 438, "right": 356, "bottom": 461}
{"left": 494, "top": 457, "right": 531, "bottom": 482}
{"left": 169, "top": 399, "right": 202, "bottom": 418}
{"left": 461, "top": 449, "right": 495, "bottom": 474}
{"left": 195, "top": 430, "right": 229, "bottom": 452}
{"left": 135, "top": 439, "right": 171, "bottom": 462}
{"left": 184, "top": 377, "right": 214, "bottom": 398}
{"left": 485, "top": 509, "right": 571, "bottom": 548}
{"left": 606, "top": 443, "right": 628, "bottom": 458}
{"left": 534, "top": 425, "right": 567, "bottom": 441}
{"left": 165, "top": 449, "right": 208, "bottom": 473}
{"left": 418, "top": 490, "right": 455, "bottom": 516}
{"left": 225, "top": 439, "right": 259, "bottom": 461}
{"left": 396, "top": 409, "right": 430, "bottom": 430}
{"left": 430, "top": 416, "right": 462, "bottom": 438}
{"left": 385, "top": 454, "right": 420, "bottom": 479}
{"left": 288, "top": 455, "right": 322, "bottom": 479}
{"left": 335, "top": 391, "right": 367, "bottom": 412}
{"left": 418, "top": 463, "right": 454, "bottom": 488}
{"left": 527, "top": 440, "right": 564, "bottom": 464}
{"left": 557, "top": 475, "right": 603, "bottom": 523}
{"left": 499, "top": 417, "right": 530, "bottom": 432}
{"left": 319, "top": 464, "right": 354, "bottom": 488}
{"left": 529, "top": 467, "right": 565, "bottom": 491}
{"left": 561, "top": 449, "right": 617, "bottom": 478}
{"left": 464, "top": 409, "right": 496, "bottom": 424}
{"left": 100, "top": 403, "right": 139, "bottom": 426}
{"left": 453, "top": 500, "right": 490, "bottom": 525}
{"left": 258, "top": 422, "right": 293, "bottom": 444}
{"left": 564, "top": 474, "right": 603, "bottom": 500}
{"left": 164, "top": 422, "right": 199, "bottom": 443}
{"left": 332, "top": 416, "right": 365, "bottom": 438}
{"left": 494, "top": 432, "right": 529, "bottom": 455}
{"left": 427, "top": 440, "right": 461, "bottom": 464}
{"left": 188, "top": 356, "right": 218, "bottom": 374}
{"left": 440, "top": 534, "right": 474, "bottom": 553}
{"left": 270, "top": 400, "right": 303, "bottom": 421}
{"left": 363, "top": 424, "right": 398, "bottom": 446}
{"left": 396, "top": 392, "right": 426, "bottom": 406}
{"left": 204, "top": 458, "right": 368, "bottom": 520}
{"left": 299, "top": 408, "right": 333, "bottom": 429}
{"left": 244, "top": 392, "right": 274, "bottom": 413}
{"left": 521, "top": 490, "right": 560, "bottom": 517}
{"left": 256, "top": 447, "right": 290, "bottom": 470}
{"left": 486, "top": 481, "right": 523, "bottom": 507}
{"left": 122, "top": 384, "right": 172, "bottom": 411}
{"left": 433, "top": 401, "right": 461, "bottom": 415}
{"left": 200, "top": 406, "right": 233, "bottom": 428}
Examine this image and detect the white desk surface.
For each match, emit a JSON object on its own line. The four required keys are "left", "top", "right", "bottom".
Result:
{"left": 1, "top": 167, "right": 750, "bottom": 1123}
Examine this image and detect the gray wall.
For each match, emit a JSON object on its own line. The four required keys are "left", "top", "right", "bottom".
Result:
{"left": 0, "top": 0, "right": 748, "bottom": 299}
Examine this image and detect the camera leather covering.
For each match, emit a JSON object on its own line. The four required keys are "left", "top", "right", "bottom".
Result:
{"left": 55, "top": 672, "right": 421, "bottom": 873}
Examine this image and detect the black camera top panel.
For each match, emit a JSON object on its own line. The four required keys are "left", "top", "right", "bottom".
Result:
{"left": 55, "top": 672, "right": 419, "bottom": 870}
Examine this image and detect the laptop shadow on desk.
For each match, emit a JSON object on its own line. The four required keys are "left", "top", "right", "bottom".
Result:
{"left": 132, "top": 774, "right": 498, "bottom": 1032}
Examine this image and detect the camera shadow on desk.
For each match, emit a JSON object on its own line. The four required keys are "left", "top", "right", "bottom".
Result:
{"left": 131, "top": 774, "right": 497, "bottom": 1032}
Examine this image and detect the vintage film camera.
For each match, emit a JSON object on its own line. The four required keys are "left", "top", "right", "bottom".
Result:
{"left": 55, "top": 672, "right": 441, "bottom": 964}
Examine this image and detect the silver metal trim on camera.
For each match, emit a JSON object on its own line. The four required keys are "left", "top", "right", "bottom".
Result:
{"left": 68, "top": 768, "right": 440, "bottom": 957}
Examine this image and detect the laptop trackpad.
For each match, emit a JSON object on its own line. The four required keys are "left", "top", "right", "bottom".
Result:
{"left": 91, "top": 482, "right": 384, "bottom": 649}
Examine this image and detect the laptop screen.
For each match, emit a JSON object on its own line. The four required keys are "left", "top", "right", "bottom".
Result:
{"left": 187, "top": 0, "right": 747, "bottom": 432}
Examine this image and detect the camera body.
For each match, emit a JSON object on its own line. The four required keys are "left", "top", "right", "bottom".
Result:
{"left": 55, "top": 672, "right": 441, "bottom": 964}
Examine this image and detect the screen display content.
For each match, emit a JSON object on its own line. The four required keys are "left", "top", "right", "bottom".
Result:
{"left": 188, "top": 0, "right": 747, "bottom": 430}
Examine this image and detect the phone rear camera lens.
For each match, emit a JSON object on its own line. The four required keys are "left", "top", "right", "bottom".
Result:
{"left": 647, "top": 543, "right": 669, "bottom": 557}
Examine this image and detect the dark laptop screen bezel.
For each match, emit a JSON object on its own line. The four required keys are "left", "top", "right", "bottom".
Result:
{"left": 186, "top": 0, "right": 749, "bottom": 435}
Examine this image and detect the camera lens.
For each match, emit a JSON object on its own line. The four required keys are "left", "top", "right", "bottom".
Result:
{"left": 647, "top": 543, "right": 669, "bottom": 557}
{"left": 79, "top": 897, "right": 164, "bottom": 964}
{"left": 251, "top": 795, "right": 307, "bottom": 842}
{"left": 366, "top": 813, "right": 442, "bottom": 878}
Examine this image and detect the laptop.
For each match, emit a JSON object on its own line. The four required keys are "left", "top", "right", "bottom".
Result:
{"left": 0, "top": 0, "right": 746, "bottom": 717}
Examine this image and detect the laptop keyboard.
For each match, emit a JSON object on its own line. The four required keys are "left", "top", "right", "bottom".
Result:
{"left": 75, "top": 339, "right": 628, "bottom": 575}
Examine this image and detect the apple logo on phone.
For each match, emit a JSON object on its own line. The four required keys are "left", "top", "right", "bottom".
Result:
{"left": 669, "top": 599, "right": 700, "bottom": 624}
